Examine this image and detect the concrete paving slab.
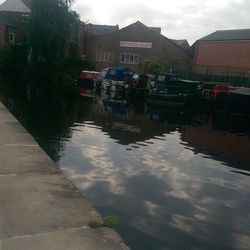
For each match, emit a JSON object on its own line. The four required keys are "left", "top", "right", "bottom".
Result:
{"left": 0, "top": 102, "right": 130, "bottom": 249}
{"left": 0, "top": 227, "right": 129, "bottom": 250}
{"left": 0, "top": 174, "right": 101, "bottom": 238}
{"left": 0, "top": 109, "right": 35, "bottom": 145}
{"left": 0, "top": 145, "right": 59, "bottom": 174}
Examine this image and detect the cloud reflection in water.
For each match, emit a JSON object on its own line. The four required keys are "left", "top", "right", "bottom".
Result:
{"left": 59, "top": 122, "right": 250, "bottom": 250}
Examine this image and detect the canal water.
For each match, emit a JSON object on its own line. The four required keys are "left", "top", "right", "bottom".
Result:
{"left": 1, "top": 94, "right": 250, "bottom": 250}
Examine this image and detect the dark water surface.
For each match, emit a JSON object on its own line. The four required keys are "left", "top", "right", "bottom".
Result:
{"left": 2, "top": 95, "right": 250, "bottom": 250}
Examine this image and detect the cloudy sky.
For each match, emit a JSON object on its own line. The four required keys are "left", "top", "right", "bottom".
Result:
{"left": 71, "top": 0, "right": 249, "bottom": 45}
{"left": 0, "top": 0, "right": 249, "bottom": 45}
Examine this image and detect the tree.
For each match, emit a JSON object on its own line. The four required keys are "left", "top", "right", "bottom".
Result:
{"left": 25, "top": 0, "right": 83, "bottom": 100}
{"left": 1, "top": 0, "right": 84, "bottom": 100}
{"left": 29, "top": 0, "right": 79, "bottom": 67}
{"left": 148, "top": 58, "right": 169, "bottom": 75}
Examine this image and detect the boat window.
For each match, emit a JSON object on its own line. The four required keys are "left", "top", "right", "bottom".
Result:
{"left": 109, "top": 69, "right": 117, "bottom": 75}
{"left": 157, "top": 75, "right": 165, "bottom": 82}
{"left": 86, "top": 73, "right": 93, "bottom": 79}
{"left": 100, "top": 69, "right": 108, "bottom": 77}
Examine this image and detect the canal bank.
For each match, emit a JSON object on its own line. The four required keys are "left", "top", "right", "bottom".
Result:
{"left": 0, "top": 102, "right": 129, "bottom": 250}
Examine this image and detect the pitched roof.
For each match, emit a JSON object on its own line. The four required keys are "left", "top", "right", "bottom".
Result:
{"left": 117, "top": 21, "right": 192, "bottom": 57}
{"left": 199, "top": 29, "right": 250, "bottom": 41}
{"left": 86, "top": 24, "right": 119, "bottom": 36}
{"left": 0, "top": 0, "right": 31, "bottom": 13}
{"left": 170, "top": 39, "right": 190, "bottom": 49}
{"left": 149, "top": 27, "right": 161, "bottom": 34}
{"left": 21, "top": 0, "right": 31, "bottom": 8}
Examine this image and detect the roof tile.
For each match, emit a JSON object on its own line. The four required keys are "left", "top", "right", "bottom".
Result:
{"left": 199, "top": 29, "right": 250, "bottom": 41}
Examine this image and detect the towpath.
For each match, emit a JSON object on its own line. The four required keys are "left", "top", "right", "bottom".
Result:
{"left": 0, "top": 102, "right": 129, "bottom": 250}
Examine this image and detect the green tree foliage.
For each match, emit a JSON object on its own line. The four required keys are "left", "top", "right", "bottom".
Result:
{"left": 1, "top": 42, "right": 29, "bottom": 75}
{"left": 1, "top": 0, "right": 92, "bottom": 101}
{"left": 29, "top": 0, "right": 79, "bottom": 67}
{"left": 148, "top": 58, "right": 168, "bottom": 75}
{"left": 25, "top": 0, "right": 84, "bottom": 100}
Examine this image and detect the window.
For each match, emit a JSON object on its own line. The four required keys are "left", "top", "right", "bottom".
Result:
{"left": 9, "top": 33, "right": 15, "bottom": 44}
{"left": 22, "top": 14, "right": 30, "bottom": 24}
{"left": 120, "top": 53, "right": 139, "bottom": 65}
{"left": 96, "top": 51, "right": 114, "bottom": 62}
{"left": 109, "top": 69, "right": 117, "bottom": 75}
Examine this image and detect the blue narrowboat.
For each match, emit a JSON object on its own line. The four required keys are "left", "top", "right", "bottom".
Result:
{"left": 95, "top": 66, "right": 134, "bottom": 100}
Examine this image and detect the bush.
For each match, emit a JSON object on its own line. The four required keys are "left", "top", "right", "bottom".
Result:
{"left": 148, "top": 58, "right": 169, "bottom": 75}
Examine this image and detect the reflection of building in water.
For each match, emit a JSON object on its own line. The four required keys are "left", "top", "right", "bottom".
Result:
{"left": 182, "top": 125, "right": 250, "bottom": 164}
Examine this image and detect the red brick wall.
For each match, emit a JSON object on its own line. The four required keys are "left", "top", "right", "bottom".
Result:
{"left": 2, "top": 11, "right": 24, "bottom": 23}
{"left": 182, "top": 125, "right": 250, "bottom": 164}
{"left": 87, "top": 23, "right": 193, "bottom": 74}
{"left": 194, "top": 40, "right": 250, "bottom": 76}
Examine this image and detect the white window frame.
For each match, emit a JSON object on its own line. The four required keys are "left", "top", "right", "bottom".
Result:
{"left": 120, "top": 53, "right": 139, "bottom": 65}
{"left": 21, "top": 14, "right": 30, "bottom": 23}
{"left": 96, "top": 51, "right": 114, "bottom": 62}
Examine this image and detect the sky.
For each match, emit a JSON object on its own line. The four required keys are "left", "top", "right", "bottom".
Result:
{"left": 0, "top": 0, "right": 249, "bottom": 45}
{"left": 71, "top": 0, "right": 250, "bottom": 45}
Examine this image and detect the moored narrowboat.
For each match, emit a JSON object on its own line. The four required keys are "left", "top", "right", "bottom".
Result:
{"left": 148, "top": 73, "right": 201, "bottom": 106}
{"left": 97, "top": 66, "right": 134, "bottom": 100}
{"left": 78, "top": 70, "right": 100, "bottom": 97}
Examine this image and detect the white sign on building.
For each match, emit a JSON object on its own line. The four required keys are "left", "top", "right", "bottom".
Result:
{"left": 120, "top": 41, "right": 152, "bottom": 49}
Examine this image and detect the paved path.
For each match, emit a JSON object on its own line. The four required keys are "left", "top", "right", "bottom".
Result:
{"left": 0, "top": 102, "right": 129, "bottom": 250}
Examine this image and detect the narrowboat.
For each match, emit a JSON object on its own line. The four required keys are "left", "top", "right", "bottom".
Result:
{"left": 211, "top": 84, "right": 236, "bottom": 111}
{"left": 148, "top": 73, "right": 201, "bottom": 106}
{"left": 78, "top": 70, "right": 100, "bottom": 97}
{"left": 129, "top": 74, "right": 150, "bottom": 100}
{"left": 96, "top": 66, "right": 134, "bottom": 100}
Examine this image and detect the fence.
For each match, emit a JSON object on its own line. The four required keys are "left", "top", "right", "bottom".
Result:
{"left": 172, "top": 64, "right": 250, "bottom": 87}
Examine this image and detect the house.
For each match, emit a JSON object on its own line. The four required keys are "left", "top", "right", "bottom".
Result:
{"left": 0, "top": 0, "right": 31, "bottom": 48}
{"left": 86, "top": 21, "right": 193, "bottom": 74}
{"left": 193, "top": 29, "right": 250, "bottom": 78}
{"left": 80, "top": 23, "right": 119, "bottom": 58}
{"left": 170, "top": 39, "right": 190, "bottom": 50}
{"left": 85, "top": 23, "right": 119, "bottom": 37}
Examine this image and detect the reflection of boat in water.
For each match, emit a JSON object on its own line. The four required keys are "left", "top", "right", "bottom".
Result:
{"left": 90, "top": 96, "right": 179, "bottom": 145}
{"left": 146, "top": 103, "right": 196, "bottom": 124}
{"left": 112, "top": 122, "right": 141, "bottom": 133}
{"left": 147, "top": 92, "right": 190, "bottom": 106}
{"left": 229, "top": 88, "right": 250, "bottom": 115}
{"left": 201, "top": 83, "right": 250, "bottom": 115}
{"left": 102, "top": 98, "right": 130, "bottom": 115}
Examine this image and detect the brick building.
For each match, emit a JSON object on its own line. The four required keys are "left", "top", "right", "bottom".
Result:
{"left": 0, "top": 0, "right": 31, "bottom": 48}
{"left": 86, "top": 21, "right": 193, "bottom": 74}
{"left": 193, "top": 29, "right": 250, "bottom": 78}
{"left": 170, "top": 39, "right": 190, "bottom": 50}
{"left": 81, "top": 23, "right": 119, "bottom": 58}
